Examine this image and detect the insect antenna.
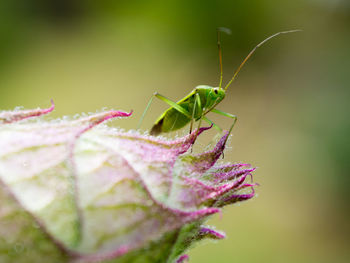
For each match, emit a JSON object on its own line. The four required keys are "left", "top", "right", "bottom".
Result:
{"left": 224, "top": 29, "right": 301, "bottom": 91}
{"left": 217, "top": 27, "right": 232, "bottom": 89}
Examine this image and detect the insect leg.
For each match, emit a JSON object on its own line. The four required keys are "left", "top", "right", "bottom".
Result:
{"left": 189, "top": 94, "right": 197, "bottom": 134}
{"left": 202, "top": 116, "right": 226, "bottom": 150}
{"left": 190, "top": 92, "right": 202, "bottom": 133}
{"left": 211, "top": 108, "right": 238, "bottom": 144}
{"left": 137, "top": 94, "right": 156, "bottom": 129}
{"left": 202, "top": 116, "right": 223, "bottom": 132}
{"left": 138, "top": 92, "right": 193, "bottom": 130}
{"left": 154, "top": 92, "right": 192, "bottom": 118}
{"left": 203, "top": 113, "right": 233, "bottom": 158}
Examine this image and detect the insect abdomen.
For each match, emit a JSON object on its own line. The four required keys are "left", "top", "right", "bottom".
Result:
{"left": 150, "top": 118, "right": 163, "bottom": 135}
{"left": 150, "top": 107, "right": 191, "bottom": 135}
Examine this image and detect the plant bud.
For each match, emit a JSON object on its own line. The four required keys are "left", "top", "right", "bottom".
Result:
{"left": 0, "top": 101, "right": 256, "bottom": 262}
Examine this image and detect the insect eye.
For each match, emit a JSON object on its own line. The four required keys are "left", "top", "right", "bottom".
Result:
{"left": 214, "top": 89, "right": 218, "bottom": 94}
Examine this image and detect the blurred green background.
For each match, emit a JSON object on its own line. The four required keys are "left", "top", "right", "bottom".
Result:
{"left": 0, "top": 0, "right": 349, "bottom": 262}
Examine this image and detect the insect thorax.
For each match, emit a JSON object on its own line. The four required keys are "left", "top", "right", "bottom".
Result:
{"left": 195, "top": 85, "right": 225, "bottom": 110}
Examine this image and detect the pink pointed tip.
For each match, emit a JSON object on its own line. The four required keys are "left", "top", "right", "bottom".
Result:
{"left": 176, "top": 254, "right": 189, "bottom": 263}
{"left": 199, "top": 227, "right": 226, "bottom": 239}
{"left": 41, "top": 99, "right": 55, "bottom": 115}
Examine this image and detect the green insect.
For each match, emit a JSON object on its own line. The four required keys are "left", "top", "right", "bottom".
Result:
{"left": 138, "top": 29, "right": 300, "bottom": 136}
